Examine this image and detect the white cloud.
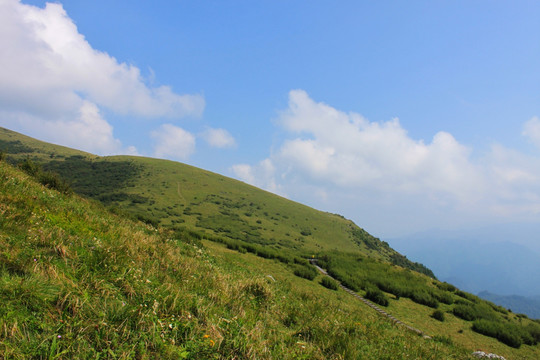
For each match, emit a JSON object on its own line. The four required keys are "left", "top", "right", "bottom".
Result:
{"left": 0, "top": 0, "right": 204, "bottom": 155}
{"left": 233, "top": 89, "right": 540, "bottom": 236}
{"left": 0, "top": 101, "right": 132, "bottom": 155}
{"left": 232, "top": 158, "right": 283, "bottom": 196}
{"left": 151, "top": 124, "right": 195, "bottom": 161}
{"left": 274, "top": 90, "right": 482, "bottom": 200}
{"left": 231, "top": 164, "right": 255, "bottom": 184}
{"left": 522, "top": 116, "right": 540, "bottom": 149}
{"left": 201, "top": 127, "right": 236, "bottom": 148}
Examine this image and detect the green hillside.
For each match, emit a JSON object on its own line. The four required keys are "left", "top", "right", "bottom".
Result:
{"left": 0, "top": 152, "right": 473, "bottom": 359}
{"left": 2, "top": 126, "right": 540, "bottom": 359}
{"left": 0, "top": 127, "right": 431, "bottom": 275}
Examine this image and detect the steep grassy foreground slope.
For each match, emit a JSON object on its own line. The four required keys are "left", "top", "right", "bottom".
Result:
{"left": 0, "top": 159, "right": 474, "bottom": 359}
{"left": 2, "top": 127, "right": 540, "bottom": 359}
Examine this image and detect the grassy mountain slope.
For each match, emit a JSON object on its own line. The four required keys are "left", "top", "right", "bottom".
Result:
{"left": 0, "top": 127, "right": 431, "bottom": 275}
{"left": 0, "top": 159, "right": 474, "bottom": 359}
{"left": 2, "top": 127, "right": 540, "bottom": 359}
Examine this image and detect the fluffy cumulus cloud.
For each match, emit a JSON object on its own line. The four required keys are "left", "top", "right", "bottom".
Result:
{"left": 201, "top": 127, "right": 236, "bottom": 148}
{"left": 233, "top": 90, "right": 540, "bottom": 236}
{"left": 151, "top": 124, "right": 196, "bottom": 161}
{"left": 0, "top": 0, "right": 204, "bottom": 155}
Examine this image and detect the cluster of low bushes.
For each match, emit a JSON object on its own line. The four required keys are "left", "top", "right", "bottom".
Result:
{"left": 452, "top": 303, "right": 498, "bottom": 322}
{"left": 293, "top": 264, "right": 318, "bottom": 280}
{"left": 320, "top": 276, "right": 339, "bottom": 290}
{"left": 18, "top": 158, "right": 71, "bottom": 194}
{"left": 186, "top": 226, "right": 313, "bottom": 268}
{"left": 365, "top": 287, "right": 390, "bottom": 307}
{"left": 316, "top": 252, "right": 449, "bottom": 309}
{"left": 452, "top": 301, "right": 540, "bottom": 348}
{"left": 472, "top": 319, "right": 540, "bottom": 348}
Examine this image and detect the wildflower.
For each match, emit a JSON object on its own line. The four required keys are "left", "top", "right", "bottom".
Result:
{"left": 57, "top": 335, "right": 62, "bottom": 338}
{"left": 203, "top": 334, "right": 210, "bottom": 339}
{"left": 209, "top": 339, "right": 215, "bottom": 346}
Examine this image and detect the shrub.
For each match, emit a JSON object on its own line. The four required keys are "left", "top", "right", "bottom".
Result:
{"left": 432, "top": 290, "right": 453, "bottom": 305}
{"left": 320, "top": 276, "right": 339, "bottom": 291}
{"left": 18, "top": 158, "right": 71, "bottom": 194}
{"left": 456, "top": 290, "right": 478, "bottom": 303}
{"left": 453, "top": 303, "right": 497, "bottom": 322}
{"left": 38, "top": 170, "right": 72, "bottom": 194}
{"left": 410, "top": 290, "right": 439, "bottom": 308}
{"left": 293, "top": 264, "right": 318, "bottom": 280}
{"left": 18, "top": 157, "right": 40, "bottom": 176}
{"left": 365, "top": 288, "right": 389, "bottom": 307}
{"left": 527, "top": 322, "right": 540, "bottom": 344}
{"left": 431, "top": 310, "right": 445, "bottom": 322}
{"left": 300, "top": 229, "right": 312, "bottom": 236}
{"left": 435, "top": 282, "right": 456, "bottom": 292}
{"left": 472, "top": 320, "right": 522, "bottom": 348}
{"left": 453, "top": 304, "right": 476, "bottom": 321}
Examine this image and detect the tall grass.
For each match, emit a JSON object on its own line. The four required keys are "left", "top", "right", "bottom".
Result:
{"left": 0, "top": 161, "right": 475, "bottom": 359}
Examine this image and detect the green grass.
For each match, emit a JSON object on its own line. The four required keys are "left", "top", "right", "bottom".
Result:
{"left": 2, "top": 126, "right": 540, "bottom": 359}
{"left": 0, "top": 161, "right": 477, "bottom": 359}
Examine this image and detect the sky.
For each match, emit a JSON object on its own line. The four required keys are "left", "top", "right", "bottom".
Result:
{"left": 2, "top": 0, "right": 540, "bottom": 244}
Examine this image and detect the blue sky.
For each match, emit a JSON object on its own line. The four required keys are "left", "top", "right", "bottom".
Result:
{"left": 2, "top": 0, "right": 540, "bottom": 243}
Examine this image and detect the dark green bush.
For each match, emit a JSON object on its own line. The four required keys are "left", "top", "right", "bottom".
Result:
{"left": 486, "top": 302, "right": 509, "bottom": 315}
{"left": 135, "top": 213, "right": 160, "bottom": 228}
{"left": 456, "top": 290, "right": 478, "bottom": 303}
{"left": 472, "top": 320, "right": 522, "bottom": 348}
{"left": 18, "top": 158, "right": 72, "bottom": 194}
{"left": 431, "top": 310, "right": 445, "bottom": 322}
{"left": 365, "top": 288, "right": 389, "bottom": 307}
{"left": 18, "top": 157, "right": 40, "bottom": 176}
{"left": 526, "top": 322, "right": 540, "bottom": 345}
{"left": 320, "top": 276, "right": 338, "bottom": 291}
{"left": 453, "top": 303, "right": 497, "bottom": 322}
{"left": 410, "top": 290, "right": 439, "bottom": 308}
{"left": 38, "top": 170, "right": 72, "bottom": 194}
{"left": 300, "top": 229, "right": 312, "bottom": 236}
{"left": 432, "top": 290, "right": 453, "bottom": 305}
{"left": 293, "top": 264, "right": 318, "bottom": 280}
{"left": 435, "top": 282, "right": 456, "bottom": 292}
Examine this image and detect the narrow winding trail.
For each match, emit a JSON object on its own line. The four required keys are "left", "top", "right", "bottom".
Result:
{"left": 310, "top": 259, "right": 431, "bottom": 339}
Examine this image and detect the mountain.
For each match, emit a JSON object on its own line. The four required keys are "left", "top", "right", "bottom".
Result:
{"left": 478, "top": 292, "right": 540, "bottom": 320}
{"left": 2, "top": 126, "right": 540, "bottom": 359}
{"left": 389, "top": 230, "right": 540, "bottom": 297}
{"left": 0, "top": 126, "right": 432, "bottom": 275}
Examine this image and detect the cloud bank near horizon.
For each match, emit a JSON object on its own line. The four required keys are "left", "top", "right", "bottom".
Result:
{"left": 233, "top": 90, "right": 540, "bottom": 236}
{"left": 0, "top": 0, "right": 204, "bottom": 156}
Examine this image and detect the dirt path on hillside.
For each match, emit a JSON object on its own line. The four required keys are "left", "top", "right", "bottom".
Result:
{"left": 310, "top": 259, "right": 431, "bottom": 339}
{"left": 177, "top": 182, "right": 186, "bottom": 203}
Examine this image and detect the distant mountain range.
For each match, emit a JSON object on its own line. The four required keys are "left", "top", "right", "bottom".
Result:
{"left": 389, "top": 228, "right": 540, "bottom": 297}
{"left": 478, "top": 292, "right": 540, "bottom": 320}
{"left": 389, "top": 229, "right": 540, "bottom": 319}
